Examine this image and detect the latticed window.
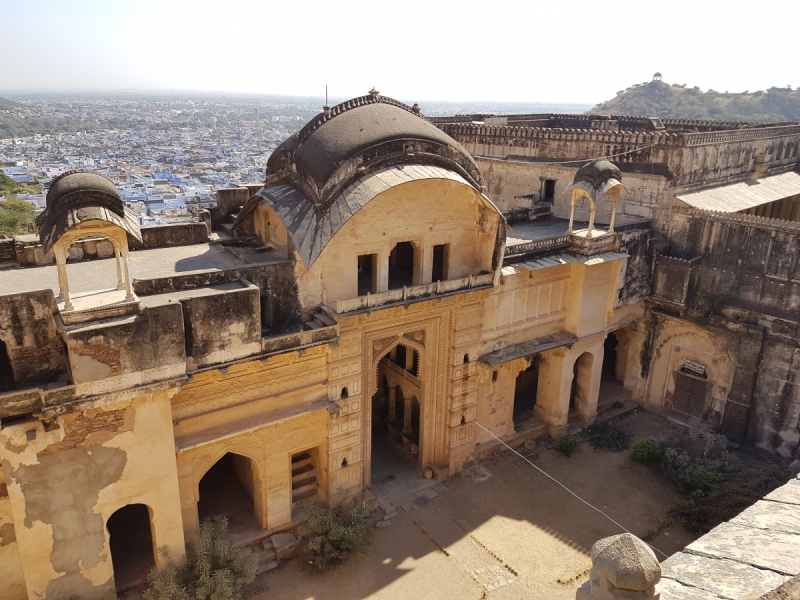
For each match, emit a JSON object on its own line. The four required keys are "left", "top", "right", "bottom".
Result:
{"left": 672, "top": 366, "right": 710, "bottom": 418}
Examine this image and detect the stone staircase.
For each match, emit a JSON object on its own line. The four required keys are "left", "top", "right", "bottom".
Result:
{"left": 303, "top": 310, "right": 336, "bottom": 331}
{"left": 245, "top": 531, "right": 301, "bottom": 575}
{"left": 291, "top": 452, "right": 318, "bottom": 507}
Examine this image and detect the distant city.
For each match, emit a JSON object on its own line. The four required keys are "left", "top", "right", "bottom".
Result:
{"left": 0, "top": 92, "right": 591, "bottom": 227}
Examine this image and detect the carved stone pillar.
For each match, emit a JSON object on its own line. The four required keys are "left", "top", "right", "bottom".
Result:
{"left": 121, "top": 246, "right": 135, "bottom": 302}
{"left": 55, "top": 249, "right": 73, "bottom": 311}
{"left": 115, "top": 244, "right": 125, "bottom": 290}
{"left": 403, "top": 395, "right": 413, "bottom": 435}
{"left": 388, "top": 386, "right": 397, "bottom": 422}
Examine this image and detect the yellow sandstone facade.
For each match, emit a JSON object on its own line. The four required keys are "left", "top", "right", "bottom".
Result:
{"left": 0, "top": 95, "right": 669, "bottom": 599}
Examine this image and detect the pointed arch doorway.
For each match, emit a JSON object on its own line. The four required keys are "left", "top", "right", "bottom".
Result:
{"left": 369, "top": 336, "right": 427, "bottom": 488}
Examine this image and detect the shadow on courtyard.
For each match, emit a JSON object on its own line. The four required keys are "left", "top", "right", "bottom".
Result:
{"left": 244, "top": 410, "right": 697, "bottom": 600}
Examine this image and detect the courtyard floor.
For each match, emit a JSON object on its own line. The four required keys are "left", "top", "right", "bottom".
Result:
{"left": 244, "top": 409, "right": 700, "bottom": 600}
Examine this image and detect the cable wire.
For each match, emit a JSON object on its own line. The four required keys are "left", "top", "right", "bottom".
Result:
{"left": 473, "top": 421, "right": 669, "bottom": 559}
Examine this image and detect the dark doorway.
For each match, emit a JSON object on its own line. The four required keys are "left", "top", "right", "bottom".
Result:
{"left": 358, "top": 254, "right": 376, "bottom": 296}
{"left": 514, "top": 359, "right": 539, "bottom": 424}
{"left": 198, "top": 453, "right": 259, "bottom": 538}
{"left": 395, "top": 344, "right": 407, "bottom": 369}
{"left": 543, "top": 179, "right": 556, "bottom": 203}
{"left": 602, "top": 333, "right": 619, "bottom": 381}
{"left": 432, "top": 244, "right": 448, "bottom": 282}
{"left": 260, "top": 296, "right": 273, "bottom": 335}
{"left": 107, "top": 504, "right": 154, "bottom": 591}
{"left": 0, "top": 339, "right": 14, "bottom": 393}
{"left": 388, "top": 242, "right": 414, "bottom": 290}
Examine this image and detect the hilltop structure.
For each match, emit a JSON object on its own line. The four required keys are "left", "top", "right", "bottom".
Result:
{"left": 0, "top": 94, "right": 798, "bottom": 599}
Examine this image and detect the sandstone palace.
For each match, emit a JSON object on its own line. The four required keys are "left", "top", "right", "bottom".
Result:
{"left": 1, "top": 91, "right": 799, "bottom": 599}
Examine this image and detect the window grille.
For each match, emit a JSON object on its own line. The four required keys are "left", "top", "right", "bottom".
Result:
{"left": 672, "top": 369, "right": 710, "bottom": 418}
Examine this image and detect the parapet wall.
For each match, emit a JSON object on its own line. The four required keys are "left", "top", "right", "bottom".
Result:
{"left": 439, "top": 122, "right": 800, "bottom": 188}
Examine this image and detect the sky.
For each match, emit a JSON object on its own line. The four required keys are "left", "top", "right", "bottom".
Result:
{"left": 3, "top": 0, "right": 798, "bottom": 105}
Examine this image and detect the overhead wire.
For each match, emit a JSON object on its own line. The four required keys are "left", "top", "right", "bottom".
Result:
{"left": 473, "top": 421, "right": 669, "bottom": 559}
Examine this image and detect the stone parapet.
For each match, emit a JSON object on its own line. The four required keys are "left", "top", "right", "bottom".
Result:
{"left": 658, "top": 474, "right": 800, "bottom": 599}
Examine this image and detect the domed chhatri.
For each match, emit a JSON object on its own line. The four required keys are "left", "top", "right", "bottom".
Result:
{"left": 562, "top": 159, "right": 630, "bottom": 237}
{"left": 573, "top": 160, "right": 623, "bottom": 191}
{"left": 591, "top": 533, "right": 661, "bottom": 591}
{"left": 34, "top": 169, "right": 141, "bottom": 315}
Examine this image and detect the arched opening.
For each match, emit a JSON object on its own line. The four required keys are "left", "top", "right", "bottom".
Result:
{"left": 341, "top": 387, "right": 349, "bottom": 399}
{"left": 602, "top": 334, "right": 618, "bottom": 381}
{"left": 0, "top": 339, "right": 15, "bottom": 393}
{"left": 463, "top": 353, "right": 470, "bottom": 364}
{"left": 198, "top": 453, "right": 261, "bottom": 539}
{"left": 371, "top": 342, "right": 423, "bottom": 483}
{"left": 388, "top": 242, "right": 415, "bottom": 290}
{"left": 514, "top": 357, "right": 539, "bottom": 428}
{"left": 569, "top": 352, "right": 594, "bottom": 418}
{"left": 107, "top": 504, "right": 155, "bottom": 591}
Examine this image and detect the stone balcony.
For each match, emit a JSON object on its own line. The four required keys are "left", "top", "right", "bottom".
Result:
{"left": 334, "top": 273, "right": 494, "bottom": 314}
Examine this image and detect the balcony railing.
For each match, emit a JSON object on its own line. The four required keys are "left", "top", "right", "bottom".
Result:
{"left": 335, "top": 273, "right": 494, "bottom": 314}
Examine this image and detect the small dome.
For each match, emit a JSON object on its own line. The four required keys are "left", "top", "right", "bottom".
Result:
{"left": 591, "top": 534, "right": 660, "bottom": 591}
{"left": 46, "top": 170, "right": 122, "bottom": 210}
{"left": 35, "top": 169, "right": 140, "bottom": 253}
{"left": 573, "top": 159, "right": 623, "bottom": 189}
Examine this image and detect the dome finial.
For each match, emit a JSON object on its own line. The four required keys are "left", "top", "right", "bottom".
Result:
{"left": 369, "top": 87, "right": 380, "bottom": 97}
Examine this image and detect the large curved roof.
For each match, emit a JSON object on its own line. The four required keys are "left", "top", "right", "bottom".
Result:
{"left": 35, "top": 170, "right": 141, "bottom": 253}
{"left": 254, "top": 164, "right": 490, "bottom": 269}
{"left": 265, "top": 94, "right": 484, "bottom": 203}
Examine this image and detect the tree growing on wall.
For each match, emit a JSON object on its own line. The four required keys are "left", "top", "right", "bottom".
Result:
{"left": 143, "top": 516, "right": 257, "bottom": 600}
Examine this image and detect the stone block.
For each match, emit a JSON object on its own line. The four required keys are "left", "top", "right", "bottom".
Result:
{"left": 686, "top": 521, "right": 800, "bottom": 576}
{"left": 270, "top": 533, "right": 300, "bottom": 560}
{"left": 376, "top": 520, "right": 392, "bottom": 528}
{"left": 764, "top": 479, "right": 800, "bottom": 505}
{"left": 730, "top": 500, "right": 800, "bottom": 536}
{"left": 657, "top": 577, "right": 724, "bottom": 600}
{"left": 661, "top": 551, "right": 788, "bottom": 600}
{"left": 384, "top": 511, "right": 398, "bottom": 520}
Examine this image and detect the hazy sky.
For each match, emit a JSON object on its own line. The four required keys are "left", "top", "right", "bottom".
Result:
{"left": 3, "top": 0, "right": 798, "bottom": 104}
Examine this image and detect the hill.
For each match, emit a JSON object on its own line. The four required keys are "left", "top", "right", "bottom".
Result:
{"left": 0, "top": 96, "right": 21, "bottom": 110}
{"left": 588, "top": 80, "right": 800, "bottom": 123}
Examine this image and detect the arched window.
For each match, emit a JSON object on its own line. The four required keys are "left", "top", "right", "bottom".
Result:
{"left": 341, "top": 457, "right": 348, "bottom": 468}
{"left": 463, "top": 353, "right": 470, "bottom": 364}
{"left": 341, "top": 387, "right": 349, "bottom": 399}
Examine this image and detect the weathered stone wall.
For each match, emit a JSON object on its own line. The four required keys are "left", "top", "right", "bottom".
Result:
{"left": 132, "top": 261, "right": 302, "bottom": 334}
{"left": 129, "top": 222, "right": 209, "bottom": 249}
{"left": 0, "top": 290, "right": 68, "bottom": 389}
{"left": 178, "top": 283, "right": 262, "bottom": 370}
{"left": 616, "top": 228, "right": 655, "bottom": 307}
{"left": 665, "top": 212, "right": 800, "bottom": 322}
{"left": 0, "top": 238, "right": 15, "bottom": 261}
{"left": 63, "top": 303, "right": 186, "bottom": 394}
{"left": 0, "top": 390, "right": 185, "bottom": 600}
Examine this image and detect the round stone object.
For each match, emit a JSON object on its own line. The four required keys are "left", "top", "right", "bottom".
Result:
{"left": 591, "top": 533, "right": 661, "bottom": 591}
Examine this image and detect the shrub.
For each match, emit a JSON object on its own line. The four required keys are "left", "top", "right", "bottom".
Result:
{"left": 143, "top": 516, "right": 257, "bottom": 600}
{"left": 300, "top": 495, "right": 372, "bottom": 569}
{"left": 584, "top": 421, "right": 630, "bottom": 452}
{"left": 555, "top": 434, "right": 578, "bottom": 457}
{"left": 630, "top": 438, "right": 664, "bottom": 464}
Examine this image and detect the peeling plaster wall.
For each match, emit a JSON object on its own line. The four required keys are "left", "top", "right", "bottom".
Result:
{"left": 0, "top": 478, "right": 26, "bottom": 600}
{"left": 179, "top": 284, "right": 262, "bottom": 370}
{"left": 0, "top": 391, "right": 184, "bottom": 600}
{"left": 0, "top": 290, "right": 68, "bottom": 389}
{"left": 63, "top": 303, "right": 186, "bottom": 395}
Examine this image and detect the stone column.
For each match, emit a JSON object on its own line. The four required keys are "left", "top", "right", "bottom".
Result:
{"left": 586, "top": 194, "right": 597, "bottom": 238}
{"left": 576, "top": 533, "right": 661, "bottom": 600}
{"left": 534, "top": 346, "right": 570, "bottom": 438}
{"left": 115, "top": 245, "right": 125, "bottom": 290}
{"left": 567, "top": 194, "right": 577, "bottom": 234}
{"left": 388, "top": 386, "right": 397, "bottom": 422}
{"left": 54, "top": 247, "right": 73, "bottom": 311}
{"left": 403, "top": 395, "right": 413, "bottom": 435}
{"left": 121, "top": 246, "right": 135, "bottom": 302}
{"left": 405, "top": 348, "right": 415, "bottom": 373}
